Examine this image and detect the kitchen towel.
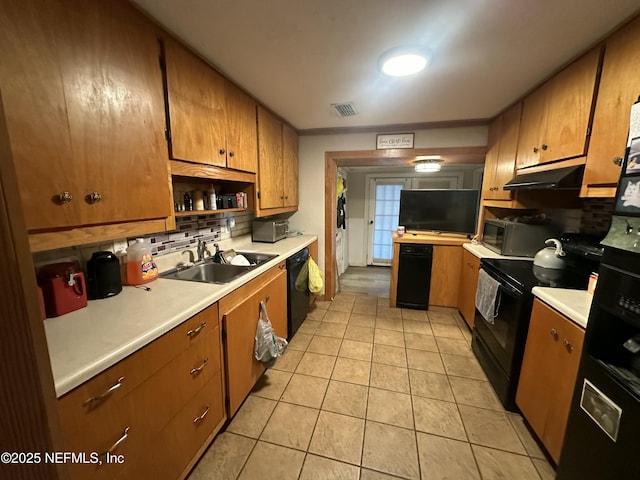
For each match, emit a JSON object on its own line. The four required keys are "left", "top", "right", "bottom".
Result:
{"left": 475, "top": 269, "right": 501, "bottom": 324}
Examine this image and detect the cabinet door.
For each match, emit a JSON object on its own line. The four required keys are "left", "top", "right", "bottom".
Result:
{"left": 429, "top": 246, "right": 462, "bottom": 307}
{"left": 493, "top": 102, "right": 521, "bottom": 200}
{"left": 57, "top": 0, "right": 171, "bottom": 225}
{"left": 481, "top": 115, "right": 501, "bottom": 199}
{"left": 225, "top": 80, "right": 258, "bottom": 173}
{"left": 457, "top": 249, "right": 480, "bottom": 328}
{"left": 282, "top": 122, "right": 299, "bottom": 207}
{"left": 164, "top": 38, "right": 225, "bottom": 167}
{"left": 257, "top": 106, "right": 284, "bottom": 209}
{"left": 542, "top": 47, "right": 601, "bottom": 163}
{"left": 584, "top": 16, "right": 640, "bottom": 188}
{"left": 0, "top": 0, "right": 80, "bottom": 230}
{"left": 516, "top": 85, "right": 547, "bottom": 169}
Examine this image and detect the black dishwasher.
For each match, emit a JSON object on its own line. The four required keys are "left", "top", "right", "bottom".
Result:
{"left": 287, "top": 248, "right": 310, "bottom": 338}
{"left": 396, "top": 243, "right": 433, "bottom": 310}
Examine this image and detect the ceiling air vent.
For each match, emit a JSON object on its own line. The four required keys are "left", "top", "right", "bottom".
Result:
{"left": 332, "top": 102, "right": 358, "bottom": 117}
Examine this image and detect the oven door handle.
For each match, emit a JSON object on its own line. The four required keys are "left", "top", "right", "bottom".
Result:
{"left": 497, "top": 283, "right": 522, "bottom": 297}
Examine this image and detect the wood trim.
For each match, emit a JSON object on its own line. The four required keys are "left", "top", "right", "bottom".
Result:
{"left": 324, "top": 153, "right": 337, "bottom": 301}
{"left": 0, "top": 91, "right": 66, "bottom": 479}
{"left": 579, "top": 185, "right": 617, "bottom": 198}
{"left": 255, "top": 205, "right": 297, "bottom": 218}
{"left": 28, "top": 217, "right": 171, "bottom": 252}
{"left": 170, "top": 159, "right": 256, "bottom": 183}
{"left": 299, "top": 118, "right": 490, "bottom": 136}
{"left": 515, "top": 156, "right": 586, "bottom": 174}
{"left": 389, "top": 242, "right": 399, "bottom": 307}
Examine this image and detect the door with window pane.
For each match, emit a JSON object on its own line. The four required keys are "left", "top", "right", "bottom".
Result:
{"left": 367, "top": 178, "right": 410, "bottom": 265}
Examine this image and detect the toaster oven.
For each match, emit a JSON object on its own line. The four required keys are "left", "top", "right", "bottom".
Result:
{"left": 252, "top": 219, "right": 289, "bottom": 243}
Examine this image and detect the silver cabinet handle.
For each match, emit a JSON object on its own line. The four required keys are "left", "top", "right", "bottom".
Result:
{"left": 55, "top": 191, "right": 73, "bottom": 204}
{"left": 563, "top": 339, "right": 573, "bottom": 351}
{"left": 613, "top": 156, "right": 624, "bottom": 166}
{"left": 190, "top": 358, "right": 208, "bottom": 376}
{"left": 550, "top": 329, "right": 557, "bottom": 337}
{"left": 104, "top": 427, "right": 130, "bottom": 455}
{"left": 84, "top": 377, "right": 125, "bottom": 408}
{"left": 186, "top": 321, "right": 207, "bottom": 338}
{"left": 193, "top": 405, "right": 210, "bottom": 424}
{"left": 86, "top": 192, "right": 102, "bottom": 204}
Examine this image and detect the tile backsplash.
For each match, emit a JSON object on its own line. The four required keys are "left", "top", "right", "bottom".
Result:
{"left": 580, "top": 198, "right": 614, "bottom": 236}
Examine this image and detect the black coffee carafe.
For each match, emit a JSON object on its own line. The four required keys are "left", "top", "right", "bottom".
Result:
{"left": 87, "top": 251, "right": 122, "bottom": 299}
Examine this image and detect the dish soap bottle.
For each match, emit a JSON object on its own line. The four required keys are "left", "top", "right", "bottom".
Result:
{"left": 126, "top": 238, "right": 158, "bottom": 285}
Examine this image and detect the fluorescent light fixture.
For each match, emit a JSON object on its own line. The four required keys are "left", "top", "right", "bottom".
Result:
{"left": 379, "top": 46, "right": 429, "bottom": 77}
{"left": 414, "top": 156, "right": 442, "bottom": 173}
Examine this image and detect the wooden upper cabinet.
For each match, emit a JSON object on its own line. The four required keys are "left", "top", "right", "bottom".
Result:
{"left": 516, "top": 47, "right": 601, "bottom": 169}
{"left": 163, "top": 38, "right": 225, "bottom": 167}
{"left": 482, "top": 102, "right": 520, "bottom": 200}
{"left": 224, "top": 80, "right": 258, "bottom": 173}
{"left": 0, "top": 0, "right": 171, "bottom": 230}
{"left": 256, "top": 106, "right": 299, "bottom": 214}
{"left": 583, "top": 15, "right": 640, "bottom": 192}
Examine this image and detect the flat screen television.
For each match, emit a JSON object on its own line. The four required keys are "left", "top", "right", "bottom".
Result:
{"left": 398, "top": 189, "right": 480, "bottom": 235}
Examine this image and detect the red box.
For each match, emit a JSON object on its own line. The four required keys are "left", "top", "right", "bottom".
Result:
{"left": 38, "top": 263, "right": 88, "bottom": 318}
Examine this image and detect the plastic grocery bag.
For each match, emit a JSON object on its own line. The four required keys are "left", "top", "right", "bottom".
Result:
{"left": 294, "top": 259, "right": 309, "bottom": 292}
{"left": 308, "top": 257, "right": 323, "bottom": 294}
{"left": 254, "top": 301, "right": 287, "bottom": 368}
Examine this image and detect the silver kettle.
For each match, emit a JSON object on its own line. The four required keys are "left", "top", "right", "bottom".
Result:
{"left": 534, "top": 239, "right": 566, "bottom": 269}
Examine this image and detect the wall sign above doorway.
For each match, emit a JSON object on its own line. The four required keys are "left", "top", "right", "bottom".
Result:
{"left": 376, "top": 133, "right": 414, "bottom": 149}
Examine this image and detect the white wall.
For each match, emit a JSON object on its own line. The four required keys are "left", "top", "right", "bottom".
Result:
{"left": 289, "top": 126, "right": 488, "bottom": 274}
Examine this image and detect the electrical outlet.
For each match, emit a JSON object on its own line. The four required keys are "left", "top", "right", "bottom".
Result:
{"left": 113, "top": 240, "right": 128, "bottom": 254}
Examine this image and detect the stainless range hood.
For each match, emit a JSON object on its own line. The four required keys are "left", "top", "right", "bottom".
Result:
{"left": 503, "top": 165, "right": 584, "bottom": 190}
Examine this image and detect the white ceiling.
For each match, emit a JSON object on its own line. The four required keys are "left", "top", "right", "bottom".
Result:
{"left": 132, "top": 0, "right": 640, "bottom": 131}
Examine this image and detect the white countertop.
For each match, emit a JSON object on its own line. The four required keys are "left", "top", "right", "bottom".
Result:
{"left": 44, "top": 234, "right": 317, "bottom": 398}
{"left": 463, "top": 242, "right": 534, "bottom": 260}
{"left": 531, "top": 287, "right": 593, "bottom": 329}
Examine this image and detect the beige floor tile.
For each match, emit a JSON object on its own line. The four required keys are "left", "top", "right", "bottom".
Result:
{"left": 360, "top": 470, "right": 404, "bottom": 479}
{"left": 430, "top": 322, "right": 465, "bottom": 339}
{"left": 295, "top": 352, "right": 337, "bottom": 379}
{"left": 281, "top": 373, "right": 329, "bottom": 408}
{"left": 323, "top": 310, "right": 351, "bottom": 325}
{"left": 372, "top": 344, "right": 407, "bottom": 367}
{"left": 412, "top": 396, "right": 467, "bottom": 441}
{"left": 377, "top": 306, "right": 402, "bottom": 318}
{"left": 339, "top": 339, "right": 374, "bottom": 361}
{"left": 441, "top": 353, "right": 487, "bottom": 380}
{"left": 362, "top": 421, "right": 419, "bottom": 479}
{"left": 227, "top": 395, "right": 278, "bottom": 438}
{"left": 374, "top": 329, "right": 405, "bottom": 347}
{"left": 355, "top": 294, "right": 379, "bottom": 304}
{"left": 315, "top": 322, "right": 347, "bottom": 338}
{"left": 428, "top": 310, "right": 458, "bottom": 324}
{"left": 272, "top": 349, "right": 304, "bottom": 373}
{"left": 314, "top": 300, "right": 331, "bottom": 310}
{"left": 416, "top": 432, "right": 481, "bottom": 480}
{"left": 352, "top": 303, "right": 377, "bottom": 316}
{"left": 402, "top": 320, "right": 432, "bottom": 335}
{"left": 406, "top": 349, "right": 445, "bottom": 374}
{"left": 332, "top": 357, "right": 371, "bottom": 385}
{"left": 334, "top": 293, "right": 357, "bottom": 304}
{"left": 367, "top": 388, "right": 414, "bottom": 429}
{"left": 404, "top": 332, "right": 438, "bottom": 352}
{"left": 288, "top": 332, "right": 313, "bottom": 351}
{"left": 307, "top": 335, "right": 342, "bottom": 356}
{"left": 252, "top": 370, "right": 293, "bottom": 401}
{"left": 471, "top": 445, "right": 540, "bottom": 480}
{"left": 460, "top": 325, "right": 473, "bottom": 343}
{"left": 344, "top": 325, "right": 375, "bottom": 342}
{"left": 507, "top": 413, "right": 547, "bottom": 459}
{"left": 238, "top": 441, "right": 305, "bottom": 480}
{"left": 370, "top": 363, "right": 410, "bottom": 393}
{"left": 329, "top": 301, "right": 354, "bottom": 313}
{"left": 376, "top": 317, "right": 404, "bottom": 332}
{"left": 435, "top": 337, "right": 473, "bottom": 357}
{"left": 260, "top": 402, "right": 319, "bottom": 450}
{"left": 298, "top": 319, "right": 320, "bottom": 335}
{"left": 408, "top": 370, "right": 454, "bottom": 402}
{"left": 458, "top": 405, "right": 526, "bottom": 454}
{"left": 189, "top": 432, "right": 255, "bottom": 480}
{"left": 322, "top": 380, "right": 368, "bottom": 418}
{"left": 349, "top": 313, "right": 376, "bottom": 327}
{"left": 308, "top": 411, "right": 365, "bottom": 464}
{"left": 449, "top": 376, "right": 503, "bottom": 411}
{"left": 299, "top": 454, "right": 360, "bottom": 480}
{"left": 401, "top": 309, "right": 428, "bottom": 321}
{"left": 532, "top": 457, "right": 556, "bottom": 480}
{"left": 305, "top": 308, "right": 327, "bottom": 322}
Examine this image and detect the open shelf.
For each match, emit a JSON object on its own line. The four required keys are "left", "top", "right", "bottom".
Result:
{"left": 174, "top": 208, "right": 248, "bottom": 217}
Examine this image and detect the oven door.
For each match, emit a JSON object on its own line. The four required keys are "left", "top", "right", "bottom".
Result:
{"left": 474, "top": 267, "right": 529, "bottom": 375}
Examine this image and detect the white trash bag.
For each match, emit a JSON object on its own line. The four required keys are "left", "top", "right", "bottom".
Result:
{"left": 254, "top": 300, "right": 287, "bottom": 367}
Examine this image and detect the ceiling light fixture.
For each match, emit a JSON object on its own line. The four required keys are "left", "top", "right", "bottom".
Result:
{"left": 414, "top": 156, "right": 443, "bottom": 173}
{"left": 379, "top": 45, "right": 429, "bottom": 77}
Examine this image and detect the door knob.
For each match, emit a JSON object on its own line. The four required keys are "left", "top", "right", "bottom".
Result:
{"left": 533, "top": 147, "right": 539, "bottom": 153}
{"left": 613, "top": 157, "right": 623, "bottom": 166}
{"left": 550, "top": 328, "right": 558, "bottom": 337}
{"left": 86, "top": 192, "right": 102, "bottom": 204}
{"left": 219, "top": 148, "right": 225, "bottom": 155}
{"left": 541, "top": 144, "right": 548, "bottom": 150}
{"left": 229, "top": 151, "right": 234, "bottom": 157}
{"left": 54, "top": 191, "right": 73, "bottom": 205}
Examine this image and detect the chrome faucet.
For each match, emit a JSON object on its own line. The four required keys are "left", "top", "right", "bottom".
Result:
{"left": 196, "top": 240, "right": 209, "bottom": 262}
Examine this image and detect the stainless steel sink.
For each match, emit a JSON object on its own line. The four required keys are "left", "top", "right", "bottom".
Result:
{"left": 234, "top": 252, "right": 278, "bottom": 266}
{"left": 161, "top": 262, "right": 252, "bottom": 284}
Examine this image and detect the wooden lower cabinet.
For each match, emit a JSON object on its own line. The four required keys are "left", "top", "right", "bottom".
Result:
{"left": 58, "top": 304, "right": 225, "bottom": 480}
{"left": 429, "top": 246, "right": 463, "bottom": 307}
{"left": 515, "top": 299, "right": 585, "bottom": 463}
{"left": 219, "top": 262, "right": 288, "bottom": 417}
{"left": 457, "top": 249, "right": 480, "bottom": 328}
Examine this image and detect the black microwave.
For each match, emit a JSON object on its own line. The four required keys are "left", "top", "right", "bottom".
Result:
{"left": 482, "top": 219, "right": 559, "bottom": 257}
